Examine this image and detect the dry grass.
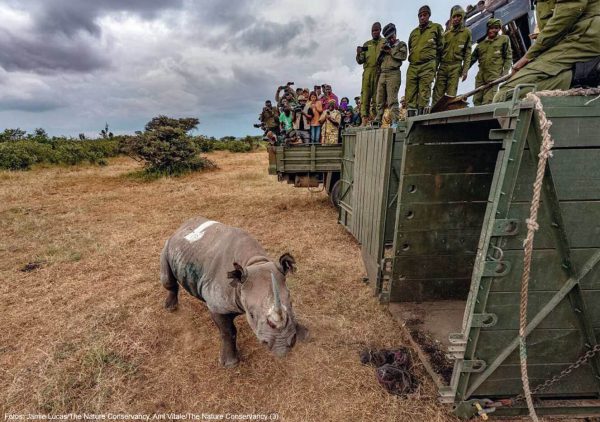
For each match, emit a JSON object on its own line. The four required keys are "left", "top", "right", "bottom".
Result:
{"left": 0, "top": 151, "right": 457, "bottom": 421}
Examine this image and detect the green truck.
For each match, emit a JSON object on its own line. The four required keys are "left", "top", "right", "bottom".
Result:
{"left": 267, "top": 141, "right": 344, "bottom": 205}
{"left": 269, "top": 91, "right": 600, "bottom": 418}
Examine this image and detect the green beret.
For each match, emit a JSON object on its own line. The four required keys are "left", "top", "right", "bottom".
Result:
{"left": 487, "top": 18, "right": 502, "bottom": 27}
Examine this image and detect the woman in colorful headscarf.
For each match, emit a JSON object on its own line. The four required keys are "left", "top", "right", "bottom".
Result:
{"left": 319, "top": 100, "right": 341, "bottom": 144}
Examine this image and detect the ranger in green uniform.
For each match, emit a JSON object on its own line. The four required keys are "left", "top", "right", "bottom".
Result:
{"left": 431, "top": 6, "right": 472, "bottom": 106}
{"left": 469, "top": 18, "right": 512, "bottom": 105}
{"left": 405, "top": 5, "right": 445, "bottom": 113}
{"left": 495, "top": 0, "right": 600, "bottom": 101}
{"left": 375, "top": 23, "right": 408, "bottom": 125}
{"left": 356, "top": 22, "right": 385, "bottom": 123}
{"left": 536, "top": 0, "right": 557, "bottom": 31}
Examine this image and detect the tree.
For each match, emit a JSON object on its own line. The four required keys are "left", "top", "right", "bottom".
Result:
{"left": 121, "top": 115, "right": 213, "bottom": 175}
{"left": 100, "top": 123, "right": 113, "bottom": 139}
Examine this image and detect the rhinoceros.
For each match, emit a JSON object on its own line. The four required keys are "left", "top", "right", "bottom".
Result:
{"left": 160, "top": 217, "right": 306, "bottom": 367}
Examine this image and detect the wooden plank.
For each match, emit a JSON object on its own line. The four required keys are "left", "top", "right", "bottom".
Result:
{"left": 474, "top": 329, "right": 585, "bottom": 365}
{"left": 403, "top": 143, "right": 501, "bottom": 174}
{"left": 544, "top": 116, "right": 600, "bottom": 148}
{"left": 395, "top": 229, "right": 481, "bottom": 255}
{"left": 512, "top": 149, "right": 600, "bottom": 201}
{"left": 409, "top": 121, "right": 503, "bottom": 144}
{"left": 489, "top": 249, "right": 600, "bottom": 292}
{"left": 385, "top": 137, "right": 403, "bottom": 243}
{"left": 389, "top": 278, "right": 470, "bottom": 302}
{"left": 503, "top": 201, "right": 600, "bottom": 249}
{"left": 370, "top": 130, "right": 383, "bottom": 257}
{"left": 401, "top": 173, "right": 494, "bottom": 203}
{"left": 394, "top": 255, "right": 476, "bottom": 279}
{"left": 481, "top": 291, "right": 600, "bottom": 330}
{"left": 396, "top": 202, "right": 488, "bottom": 231}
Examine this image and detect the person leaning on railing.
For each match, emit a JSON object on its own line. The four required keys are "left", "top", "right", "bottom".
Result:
{"left": 494, "top": 0, "right": 600, "bottom": 101}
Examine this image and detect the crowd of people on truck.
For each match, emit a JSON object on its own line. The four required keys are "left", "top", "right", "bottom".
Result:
{"left": 257, "top": 0, "right": 600, "bottom": 139}
{"left": 256, "top": 83, "right": 364, "bottom": 146}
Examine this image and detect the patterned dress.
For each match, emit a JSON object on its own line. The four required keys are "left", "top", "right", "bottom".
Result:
{"left": 319, "top": 109, "right": 341, "bottom": 144}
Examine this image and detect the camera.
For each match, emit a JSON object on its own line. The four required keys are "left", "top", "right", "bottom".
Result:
{"left": 361, "top": 46, "right": 369, "bottom": 52}
{"left": 294, "top": 106, "right": 303, "bottom": 113}
{"left": 253, "top": 123, "right": 262, "bottom": 128}
{"left": 287, "top": 82, "right": 294, "bottom": 86}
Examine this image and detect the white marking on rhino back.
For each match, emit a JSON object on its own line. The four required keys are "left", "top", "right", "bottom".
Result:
{"left": 184, "top": 220, "right": 219, "bottom": 243}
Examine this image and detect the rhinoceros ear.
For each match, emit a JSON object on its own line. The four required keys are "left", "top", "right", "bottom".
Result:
{"left": 279, "top": 253, "right": 296, "bottom": 275}
{"left": 227, "top": 262, "right": 247, "bottom": 287}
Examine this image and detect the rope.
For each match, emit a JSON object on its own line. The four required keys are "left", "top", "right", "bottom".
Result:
{"left": 517, "top": 87, "right": 600, "bottom": 422}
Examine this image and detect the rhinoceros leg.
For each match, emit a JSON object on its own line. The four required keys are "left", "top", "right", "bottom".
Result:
{"left": 160, "top": 245, "right": 179, "bottom": 312}
{"left": 210, "top": 312, "right": 240, "bottom": 367}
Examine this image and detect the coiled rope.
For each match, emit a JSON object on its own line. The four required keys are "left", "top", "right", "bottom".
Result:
{"left": 519, "top": 87, "right": 600, "bottom": 422}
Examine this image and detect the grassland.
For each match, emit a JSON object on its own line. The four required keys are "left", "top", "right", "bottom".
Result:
{"left": 0, "top": 151, "right": 456, "bottom": 421}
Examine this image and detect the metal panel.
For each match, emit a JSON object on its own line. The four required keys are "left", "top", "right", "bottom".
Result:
{"left": 348, "top": 128, "right": 394, "bottom": 298}
{"left": 275, "top": 144, "right": 343, "bottom": 172}
{"left": 338, "top": 131, "right": 356, "bottom": 230}
{"left": 452, "top": 96, "right": 600, "bottom": 416}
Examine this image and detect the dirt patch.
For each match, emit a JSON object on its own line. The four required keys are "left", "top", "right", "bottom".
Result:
{"left": 0, "top": 152, "right": 456, "bottom": 421}
{"left": 19, "top": 261, "right": 45, "bottom": 272}
{"left": 408, "top": 328, "right": 454, "bottom": 384}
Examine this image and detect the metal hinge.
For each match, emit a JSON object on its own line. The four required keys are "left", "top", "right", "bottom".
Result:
{"left": 461, "top": 359, "right": 487, "bottom": 373}
{"left": 482, "top": 260, "right": 511, "bottom": 277}
{"left": 378, "top": 257, "right": 394, "bottom": 303}
{"left": 491, "top": 219, "right": 519, "bottom": 237}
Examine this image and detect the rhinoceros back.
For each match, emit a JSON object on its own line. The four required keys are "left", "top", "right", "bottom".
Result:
{"left": 163, "top": 217, "right": 268, "bottom": 313}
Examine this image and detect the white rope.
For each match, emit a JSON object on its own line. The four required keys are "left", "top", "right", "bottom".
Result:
{"left": 517, "top": 87, "right": 600, "bottom": 422}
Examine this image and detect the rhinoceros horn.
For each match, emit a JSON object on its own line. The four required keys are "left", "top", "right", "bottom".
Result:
{"left": 270, "top": 272, "right": 282, "bottom": 322}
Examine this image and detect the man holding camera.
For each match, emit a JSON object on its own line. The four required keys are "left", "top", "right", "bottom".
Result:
{"left": 405, "top": 5, "right": 444, "bottom": 114}
{"left": 292, "top": 95, "right": 311, "bottom": 143}
{"left": 258, "top": 100, "right": 280, "bottom": 135}
{"left": 356, "top": 22, "right": 385, "bottom": 124}
{"left": 275, "top": 82, "right": 299, "bottom": 109}
{"left": 375, "top": 23, "right": 408, "bottom": 126}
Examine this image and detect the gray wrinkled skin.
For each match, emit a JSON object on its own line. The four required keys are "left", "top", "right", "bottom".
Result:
{"left": 160, "top": 217, "right": 304, "bottom": 363}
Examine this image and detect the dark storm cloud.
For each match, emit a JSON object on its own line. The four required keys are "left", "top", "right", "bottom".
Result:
{"left": 0, "top": 29, "right": 107, "bottom": 73}
{"left": 235, "top": 17, "right": 317, "bottom": 53}
{"left": 0, "top": 96, "right": 65, "bottom": 112}
{"left": 33, "top": 0, "right": 184, "bottom": 37}
{"left": 0, "top": 0, "right": 184, "bottom": 73}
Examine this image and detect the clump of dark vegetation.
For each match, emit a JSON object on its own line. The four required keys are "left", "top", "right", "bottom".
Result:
{"left": 0, "top": 128, "right": 121, "bottom": 170}
{"left": 120, "top": 116, "right": 216, "bottom": 177}
{"left": 194, "top": 135, "right": 262, "bottom": 153}
{"left": 0, "top": 120, "right": 263, "bottom": 172}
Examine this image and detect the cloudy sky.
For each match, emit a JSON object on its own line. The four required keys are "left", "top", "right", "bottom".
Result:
{"left": 0, "top": 0, "right": 480, "bottom": 138}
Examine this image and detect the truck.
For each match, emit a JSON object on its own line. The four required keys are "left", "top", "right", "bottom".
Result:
{"left": 267, "top": 0, "right": 600, "bottom": 417}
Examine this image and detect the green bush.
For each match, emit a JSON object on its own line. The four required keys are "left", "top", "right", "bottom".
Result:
{"left": 190, "top": 135, "right": 260, "bottom": 153}
{"left": 120, "top": 116, "right": 215, "bottom": 176}
{"left": 0, "top": 137, "right": 120, "bottom": 170}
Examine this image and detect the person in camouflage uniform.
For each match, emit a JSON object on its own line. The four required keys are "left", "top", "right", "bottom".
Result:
{"left": 375, "top": 23, "right": 408, "bottom": 125}
{"left": 469, "top": 18, "right": 512, "bottom": 105}
{"left": 356, "top": 22, "right": 385, "bottom": 123}
{"left": 431, "top": 6, "right": 472, "bottom": 106}
{"left": 259, "top": 100, "right": 280, "bottom": 134}
{"left": 495, "top": 0, "right": 600, "bottom": 101}
{"left": 405, "top": 5, "right": 444, "bottom": 113}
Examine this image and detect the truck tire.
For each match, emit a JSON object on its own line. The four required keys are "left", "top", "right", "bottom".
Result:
{"left": 329, "top": 180, "right": 342, "bottom": 209}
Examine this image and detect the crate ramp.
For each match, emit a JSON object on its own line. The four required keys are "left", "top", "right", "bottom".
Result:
{"left": 389, "top": 97, "right": 600, "bottom": 418}
{"left": 348, "top": 128, "right": 394, "bottom": 297}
